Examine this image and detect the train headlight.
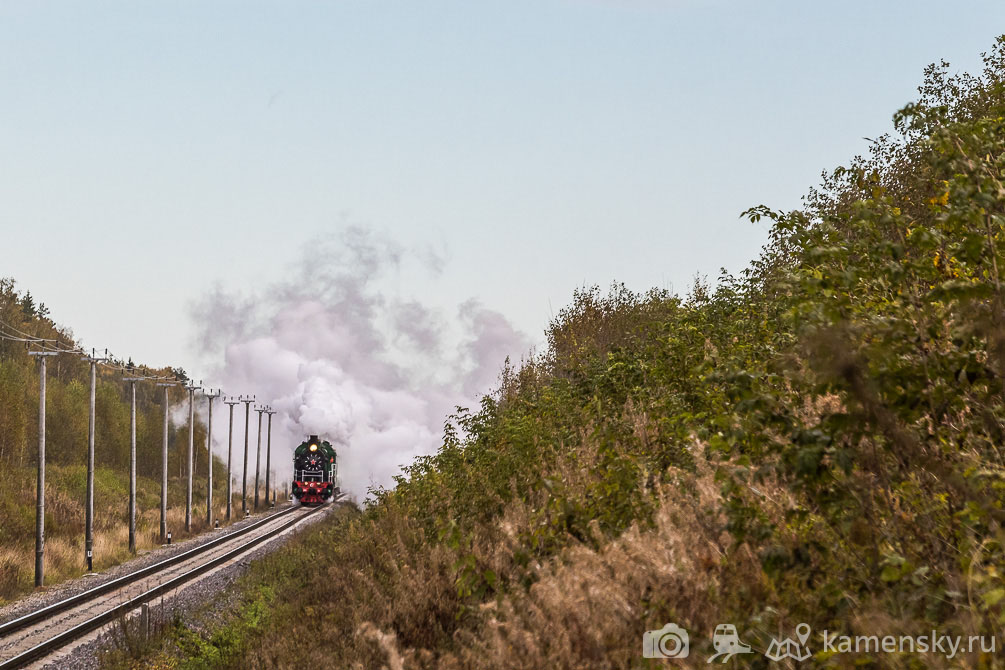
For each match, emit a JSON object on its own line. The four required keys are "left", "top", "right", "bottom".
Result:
{"left": 309, "top": 444, "right": 318, "bottom": 452}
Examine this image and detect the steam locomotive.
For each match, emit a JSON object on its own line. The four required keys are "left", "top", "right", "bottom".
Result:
{"left": 292, "top": 435, "right": 339, "bottom": 505}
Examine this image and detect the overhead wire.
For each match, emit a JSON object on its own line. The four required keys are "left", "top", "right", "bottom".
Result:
{"left": 0, "top": 318, "right": 60, "bottom": 340}
{"left": 0, "top": 319, "right": 182, "bottom": 378}
{"left": 0, "top": 333, "right": 81, "bottom": 354}
{"left": 2, "top": 304, "right": 230, "bottom": 386}
{"left": 0, "top": 318, "right": 186, "bottom": 382}
{"left": 0, "top": 318, "right": 82, "bottom": 354}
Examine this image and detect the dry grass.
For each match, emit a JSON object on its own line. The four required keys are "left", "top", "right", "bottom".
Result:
{"left": 348, "top": 465, "right": 757, "bottom": 670}
{"left": 144, "top": 430, "right": 773, "bottom": 670}
{"left": 104, "top": 453, "right": 999, "bottom": 670}
{"left": 0, "top": 546, "right": 27, "bottom": 599}
{"left": 0, "top": 463, "right": 249, "bottom": 605}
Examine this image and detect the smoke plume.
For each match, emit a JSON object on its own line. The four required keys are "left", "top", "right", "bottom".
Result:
{"left": 189, "top": 227, "right": 531, "bottom": 501}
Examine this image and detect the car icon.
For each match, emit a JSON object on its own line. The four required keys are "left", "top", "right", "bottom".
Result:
{"left": 707, "top": 624, "right": 753, "bottom": 663}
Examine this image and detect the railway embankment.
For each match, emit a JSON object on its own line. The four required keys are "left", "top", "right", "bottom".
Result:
{"left": 0, "top": 501, "right": 337, "bottom": 670}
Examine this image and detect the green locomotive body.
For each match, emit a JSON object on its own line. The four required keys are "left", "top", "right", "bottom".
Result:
{"left": 292, "top": 434, "right": 339, "bottom": 505}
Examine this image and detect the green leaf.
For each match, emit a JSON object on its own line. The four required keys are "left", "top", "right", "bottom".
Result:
{"left": 983, "top": 588, "right": 1005, "bottom": 608}
{"left": 880, "top": 564, "right": 902, "bottom": 583}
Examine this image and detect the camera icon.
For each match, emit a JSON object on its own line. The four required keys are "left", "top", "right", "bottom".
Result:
{"left": 642, "top": 623, "right": 690, "bottom": 658}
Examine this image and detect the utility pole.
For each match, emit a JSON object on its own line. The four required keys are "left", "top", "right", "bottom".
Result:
{"left": 29, "top": 350, "right": 57, "bottom": 587}
{"left": 265, "top": 407, "right": 276, "bottom": 508}
{"left": 184, "top": 380, "right": 202, "bottom": 531}
{"left": 254, "top": 405, "right": 265, "bottom": 510}
{"left": 155, "top": 381, "right": 177, "bottom": 543}
{"left": 223, "top": 396, "right": 240, "bottom": 521}
{"left": 204, "top": 388, "right": 221, "bottom": 526}
{"left": 81, "top": 349, "right": 106, "bottom": 570}
{"left": 240, "top": 395, "right": 254, "bottom": 515}
{"left": 123, "top": 375, "right": 145, "bottom": 553}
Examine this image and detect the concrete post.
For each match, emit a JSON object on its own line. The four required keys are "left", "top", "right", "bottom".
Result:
{"left": 29, "top": 351, "right": 57, "bottom": 587}
{"left": 224, "top": 397, "right": 239, "bottom": 521}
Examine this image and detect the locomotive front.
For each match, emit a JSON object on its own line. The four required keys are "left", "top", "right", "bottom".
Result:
{"left": 292, "top": 434, "right": 339, "bottom": 505}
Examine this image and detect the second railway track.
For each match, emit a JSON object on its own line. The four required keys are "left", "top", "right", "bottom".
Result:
{"left": 0, "top": 502, "right": 331, "bottom": 669}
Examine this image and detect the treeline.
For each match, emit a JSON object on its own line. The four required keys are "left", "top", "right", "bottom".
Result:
{"left": 0, "top": 277, "right": 211, "bottom": 481}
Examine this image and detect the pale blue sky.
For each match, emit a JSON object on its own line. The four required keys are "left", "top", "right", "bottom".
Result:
{"left": 2, "top": 1, "right": 1003, "bottom": 372}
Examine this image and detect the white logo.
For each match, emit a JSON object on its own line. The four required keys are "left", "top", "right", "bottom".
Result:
{"left": 707, "top": 624, "right": 753, "bottom": 663}
{"left": 765, "top": 623, "right": 812, "bottom": 662}
{"left": 643, "top": 623, "right": 690, "bottom": 658}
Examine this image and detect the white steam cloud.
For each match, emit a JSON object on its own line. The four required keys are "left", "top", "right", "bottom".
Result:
{"left": 189, "top": 227, "right": 531, "bottom": 501}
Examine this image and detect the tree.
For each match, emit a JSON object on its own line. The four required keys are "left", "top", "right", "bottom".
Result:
{"left": 19, "top": 292, "right": 35, "bottom": 320}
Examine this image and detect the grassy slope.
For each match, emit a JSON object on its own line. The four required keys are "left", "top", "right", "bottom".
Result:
{"left": 0, "top": 463, "right": 242, "bottom": 604}
{"left": 0, "top": 281, "right": 240, "bottom": 603}
{"left": 109, "top": 45, "right": 1005, "bottom": 670}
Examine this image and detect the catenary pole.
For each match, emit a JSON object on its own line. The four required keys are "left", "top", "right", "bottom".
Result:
{"left": 82, "top": 349, "right": 106, "bottom": 570}
{"left": 29, "top": 350, "right": 57, "bottom": 587}
{"left": 184, "top": 380, "right": 202, "bottom": 531}
{"left": 204, "top": 389, "right": 221, "bottom": 525}
{"left": 155, "top": 382, "right": 178, "bottom": 543}
{"left": 123, "top": 376, "right": 145, "bottom": 553}
{"left": 223, "top": 397, "right": 240, "bottom": 521}
{"left": 240, "top": 395, "right": 254, "bottom": 515}
{"left": 254, "top": 406, "right": 265, "bottom": 510}
{"left": 265, "top": 407, "right": 276, "bottom": 507}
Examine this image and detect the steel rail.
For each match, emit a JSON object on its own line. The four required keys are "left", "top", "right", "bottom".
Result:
{"left": 0, "top": 504, "right": 299, "bottom": 639}
{"left": 0, "top": 503, "right": 329, "bottom": 670}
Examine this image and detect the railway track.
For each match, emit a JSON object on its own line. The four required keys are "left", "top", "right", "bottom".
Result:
{"left": 0, "top": 502, "right": 330, "bottom": 669}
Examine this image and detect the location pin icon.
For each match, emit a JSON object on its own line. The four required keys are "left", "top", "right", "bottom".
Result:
{"left": 796, "top": 623, "right": 811, "bottom": 645}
